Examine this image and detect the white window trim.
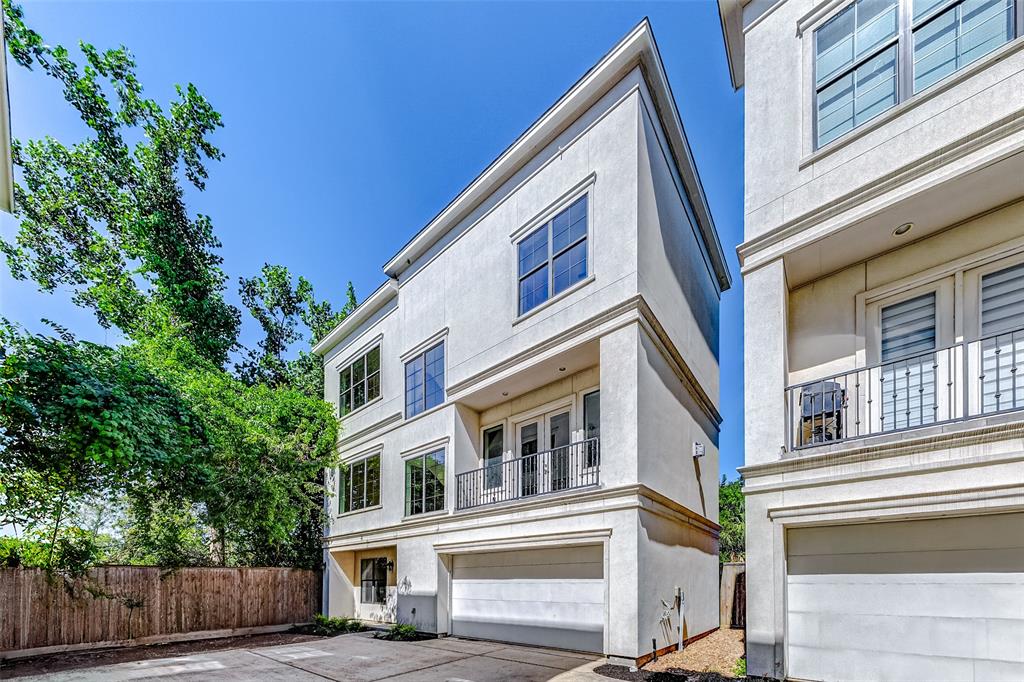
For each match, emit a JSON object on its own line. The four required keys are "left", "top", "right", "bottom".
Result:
{"left": 854, "top": 236, "right": 1024, "bottom": 365}
{"left": 338, "top": 448, "right": 383, "bottom": 516}
{"left": 864, "top": 278, "right": 954, "bottom": 365}
{"left": 401, "top": 441, "right": 449, "bottom": 519}
{"left": 799, "top": 0, "right": 1024, "bottom": 158}
{"left": 402, "top": 331, "right": 448, "bottom": 420}
{"left": 336, "top": 339, "right": 383, "bottom": 419}
{"left": 963, "top": 250, "right": 1024, "bottom": 341}
{"left": 512, "top": 181, "right": 595, "bottom": 320}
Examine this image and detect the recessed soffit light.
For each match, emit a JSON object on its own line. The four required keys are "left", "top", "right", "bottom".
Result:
{"left": 893, "top": 222, "right": 913, "bottom": 237}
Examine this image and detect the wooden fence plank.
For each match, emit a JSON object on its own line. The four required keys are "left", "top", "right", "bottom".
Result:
{"left": 0, "top": 567, "right": 319, "bottom": 657}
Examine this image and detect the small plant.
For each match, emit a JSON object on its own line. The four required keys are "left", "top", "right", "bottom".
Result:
{"left": 375, "top": 623, "right": 419, "bottom": 641}
{"left": 733, "top": 656, "right": 747, "bottom": 678}
{"left": 312, "top": 613, "right": 364, "bottom": 635}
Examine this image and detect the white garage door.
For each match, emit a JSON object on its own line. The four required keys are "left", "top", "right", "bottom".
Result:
{"left": 787, "top": 513, "right": 1024, "bottom": 682}
{"left": 451, "top": 545, "right": 604, "bottom": 652}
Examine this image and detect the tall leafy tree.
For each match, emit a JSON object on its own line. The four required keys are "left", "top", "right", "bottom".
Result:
{"left": 719, "top": 475, "right": 745, "bottom": 563}
{"left": 237, "top": 264, "right": 356, "bottom": 396}
{"left": 1, "top": 0, "right": 239, "bottom": 365}
{"left": 0, "top": 321, "right": 212, "bottom": 572}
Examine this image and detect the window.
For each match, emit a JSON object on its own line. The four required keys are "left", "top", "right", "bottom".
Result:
{"left": 482, "top": 425, "right": 504, "bottom": 488}
{"left": 979, "top": 261, "right": 1024, "bottom": 412}
{"left": 517, "top": 195, "right": 589, "bottom": 315}
{"left": 405, "top": 449, "right": 445, "bottom": 516}
{"left": 339, "top": 346, "right": 381, "bottom": 416}
{"left": 813, "top": 0, "right": 1018, "bottom": 147}
{"left": 879, "top": 293, "right": 938, "bottom": 430}
{"left": 360, "top": 558, "right": 387, "bottom": 604}
{"left": 405, "top": 342, "right": 444, "bottom": 418}
{"left": 583, "top": 390, "right": 601, "bottom": 467}
{"left": 339, "top": 454, "right": 381, "bottom": 513}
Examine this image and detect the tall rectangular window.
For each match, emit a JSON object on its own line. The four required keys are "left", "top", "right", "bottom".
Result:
{"left": 360, "top": 558, "right": 387, "bottom": 604}
{"left": 482, "top": 425, "right": 504, "bottom": 489}
{"left": 404, "top": 342, "right": 445, "bottom": 418}
{"left": 813, "top": 0, "right": 1017, "bottom": 147}
{"left": 815, "top": 0, "right": 899, "bottom": 147}
{"left": 405, "top": 449, "right": 446, "bottom": 516}
{"left": 339, "top": 454, "right": 381, "bottom": 513}
{"left": 583, "top": 390, "right": 601, "bottom": 467}
{"left": 880, "top": 293, "right": 938, "bottom": 430}
{"left": 980, "top": 261, "right": 1024, "bottom": 413}
{"left": 339, "top": 346, "right": 381, "bottom": 416}
{"left": 517, "top": 195, "right": 588, "bottom": 315}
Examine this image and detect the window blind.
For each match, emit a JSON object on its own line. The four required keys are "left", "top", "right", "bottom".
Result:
{"left": 881, "top": 292, "right": 937, "bottom": 361}
{"left": 981, "top": 262, "right": 1024, "bottom": 335}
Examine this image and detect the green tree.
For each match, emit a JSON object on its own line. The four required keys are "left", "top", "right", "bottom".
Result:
{"left": 237, "top": 264, "right": 356, "bottom": 396}
{"left": 1, "top": 1, "right": 347, "bottom": 571}
{"left": 719, "top": 475, "right": 745, "bottom": 564}
{"left": 1, "top": 0, "right": 240, "bottom": 365}
{"left": 131, "top": 329, "right": 339, "bottom": 568}
{"left": 0, "top": 321, "right": 212, "bottom": 573}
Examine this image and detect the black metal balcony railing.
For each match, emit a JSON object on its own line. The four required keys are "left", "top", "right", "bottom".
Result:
{"left": 455, "top": 437, "right": 600, "bottom": 511}
{"left": 786, "top": 327, "right": 1024, "bottom": 449}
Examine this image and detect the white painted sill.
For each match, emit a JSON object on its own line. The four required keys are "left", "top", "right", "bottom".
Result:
{"left": 512, "top": 275, "right": 596, "bottom": 327}
{"left": 800, "top": 36, "right": 1024, "bottom": 170}
{"left": 336, "top": 504, "right": 382, "bottom": 520}
{"left": 401, "top": 508, "right": 449, "bottom": 523}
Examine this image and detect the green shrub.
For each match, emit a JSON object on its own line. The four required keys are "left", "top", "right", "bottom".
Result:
{"left": 376, "top": 623, "right": 419, "bottom": 641}
{"left": 312, "top": 613, "right": 363, "bottom": 635}
{"left": 733, "top": 656, "right": 747, "bottom": 678}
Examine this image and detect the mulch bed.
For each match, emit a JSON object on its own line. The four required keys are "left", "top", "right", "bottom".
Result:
{"left": 0, "top": 628, "right": 329, "bottom": 680}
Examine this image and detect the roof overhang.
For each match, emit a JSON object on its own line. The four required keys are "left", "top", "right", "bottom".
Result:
{"left": 312, "top": 279, "right": 397, "bottom": 357}
{"left": 382, "top": 18, "right": 731, "bottom": 293}
{"left": 718, "top": 0, "right": 746, "bottom": 90}
{"left": 0, "top": 17, "right": 16, "bottom": 214}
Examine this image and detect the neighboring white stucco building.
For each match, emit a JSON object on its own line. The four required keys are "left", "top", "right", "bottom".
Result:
{"left": 721, "top": 0, "right": 1024, "bottom": 679}
{"left": 312, "top": 20, "right": 732, "bottom": 665}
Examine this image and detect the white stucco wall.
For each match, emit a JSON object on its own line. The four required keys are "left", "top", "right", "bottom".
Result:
{"left": 317, "top": 57, "right": 724, "bottom": 661}
{"left": 742, "top": 0, "right": 1024, "bottom": 241}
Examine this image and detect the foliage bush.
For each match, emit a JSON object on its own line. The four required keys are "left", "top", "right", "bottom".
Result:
{"left": 312, "top": 614, "right": 364, "bottom": 635}
{"left": 375, "top": 623, "right": 420, "bottom": 641}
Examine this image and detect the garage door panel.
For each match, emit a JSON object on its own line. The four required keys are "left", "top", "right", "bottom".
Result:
{"left": 787, "top": 514, "right": 1024, "bottom": 682}
{"left": 789, "top": 547, "right": 1024, "bottom": 575}
{"left": 453, "top": 578, "right": 604, "bottom": 603}
{"left": 789, "top": 574, "right": 1024, "bottom": 619}
{"left": 790, "top": 645, "right": 979, "bottom": 682}
{"left": 454, "top": 545, "right": 602, "bottom": 569}
{"left": 453, "top": 562, "right": 602, "bottom": 580}
{"left": 450, "top": 546, "right": 604, "bottom": 653}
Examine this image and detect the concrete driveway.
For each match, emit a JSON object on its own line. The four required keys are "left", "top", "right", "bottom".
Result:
{"left": 13, "top": 632, "right": 607, "bottom": 681}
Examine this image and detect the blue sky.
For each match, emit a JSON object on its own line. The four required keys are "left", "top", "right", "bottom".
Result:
{"left": 1, "top": 1, "right": 745, "bottom": 478}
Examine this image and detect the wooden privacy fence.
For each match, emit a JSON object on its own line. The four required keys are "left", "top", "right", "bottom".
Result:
{"left": 0, "top": 566, "right": 320, "bottom": 658}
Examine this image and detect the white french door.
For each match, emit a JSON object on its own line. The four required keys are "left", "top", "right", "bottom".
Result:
{"left": 515, "top": 408, "right": 571, "bottom": 497}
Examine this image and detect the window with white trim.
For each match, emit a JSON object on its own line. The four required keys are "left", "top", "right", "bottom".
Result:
{"left": 404, "top": 448, "right": 445, "bottom": 516}
{"left": 879, "top": 292, "right": 939, "bottom": 430}
{"left": 814, "top": 0, "right": 1019, "bottom": 147}
{"left": 404, "top": 342, "right": 444, "bottom": 418}
{"left": 339, "top": 453, "right": 381, "bottom": 513}
{"left": 517, "top": 195, "right": 589, "bottom": 315}
{"left": 339, "top": 346, "right": 380, "bottom": 416}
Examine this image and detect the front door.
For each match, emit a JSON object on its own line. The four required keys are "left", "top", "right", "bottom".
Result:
{"left": 516, "top": 409, "right": 571, "bottom": 497}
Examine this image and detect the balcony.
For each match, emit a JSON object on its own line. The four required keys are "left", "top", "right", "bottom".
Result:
{"left": 786, "top": 327, "right": 1024, "bottom": 450}
{"left": 455, "top": 438, "right": 600, "bottom": 511}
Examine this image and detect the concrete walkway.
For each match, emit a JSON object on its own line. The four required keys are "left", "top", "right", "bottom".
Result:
{"left": 12, "top": 632, "right": 608, "bottom": 681}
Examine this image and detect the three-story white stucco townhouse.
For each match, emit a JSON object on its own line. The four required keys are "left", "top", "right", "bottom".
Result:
{"left": 720, "top": 0, "right": 1024, "bottom": 679}
{"left": 311, "top": 20, "right": 733, "bottom": 666}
